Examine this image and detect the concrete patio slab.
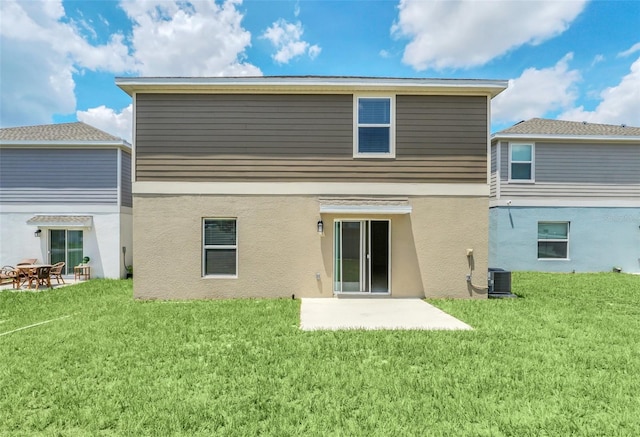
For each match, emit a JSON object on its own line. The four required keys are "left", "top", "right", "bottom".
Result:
{"left": 300, "top": 298, "right": 473, "bottom": 331}
{"left": 0, "top": 276, "right": 83, "bottom": 292}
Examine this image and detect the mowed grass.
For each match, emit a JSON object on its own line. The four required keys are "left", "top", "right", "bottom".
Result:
{"left": 1, "top": 273, "right": 640, "bottom": 436}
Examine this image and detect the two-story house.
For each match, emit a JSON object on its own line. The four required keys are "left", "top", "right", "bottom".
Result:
{"left": 0, "top": 122, "right": 133, "bottom": 278}
{"left": 490, "top": 118, "right": 640, "bottom": 273}
{"left": 116, "top": 76, "right": 507, "bottom": 299}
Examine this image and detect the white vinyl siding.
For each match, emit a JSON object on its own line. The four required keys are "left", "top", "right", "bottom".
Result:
{"left": 509, "top": 143, "right": 534, "bottom": 182}
{"left": 353, "top": 95, "right": 395, "bottom": 158}
{"left": 203, "top": 218, "right": 237, "bottom": 277}
{"left": 538, "top": 222, "right": 569, "bottom": 260}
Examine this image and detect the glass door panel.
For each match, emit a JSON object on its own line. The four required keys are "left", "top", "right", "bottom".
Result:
{"left": 370, "top": 221, "right": 389, "bottom": 293}
{"left": 341, "top": 221, "right": 362, "bottom": 292}
{"left": 49, "top": 229, "right": 83, "bottom": 275}
{"left": 67, "top": 230, "right": 83, "bottom": 273}
{"left": 334, "top": 222, "right": 342, "bottom": 292}
{"left": 50, "top": 230, "right": 66, "bottom": 268}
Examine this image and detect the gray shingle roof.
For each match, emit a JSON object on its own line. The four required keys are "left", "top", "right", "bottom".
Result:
{"left": 0, "top": 122, "right": 123, "bottom": 142}
{"left": 495, "top": 118, "right": 640, "bottom": 137}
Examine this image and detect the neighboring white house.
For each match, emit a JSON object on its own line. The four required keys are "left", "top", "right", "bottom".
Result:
{"left": 0, "top": 122, "right": 132, "bottom": 278}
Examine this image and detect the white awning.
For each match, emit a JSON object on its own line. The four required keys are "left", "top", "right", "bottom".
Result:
{"left": 26, "top": 215, "right": 93, "bottom": 228}
{"left": 319, "top": 198, "right": 412, "bottom": 215}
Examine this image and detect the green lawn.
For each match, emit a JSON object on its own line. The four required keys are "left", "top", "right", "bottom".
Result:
{"left": 1, "top": 273, "right": 640, "bottom": 436}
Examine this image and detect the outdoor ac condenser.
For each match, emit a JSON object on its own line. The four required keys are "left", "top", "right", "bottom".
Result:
{"left": 488, "top": 268, "right": 512, "bottom": 294}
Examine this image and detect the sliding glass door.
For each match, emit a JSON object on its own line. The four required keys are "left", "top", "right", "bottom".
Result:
{"left": 334, "top": 220, "right": 390, "bottom": 293}
{"left": 50, "top": 230, "right": 83, "bottom": 274}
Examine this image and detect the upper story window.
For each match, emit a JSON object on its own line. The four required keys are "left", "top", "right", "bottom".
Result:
{"left": 509, "top": 143, "right": 534, "bottom": 182}
{"left": 354, "top": 96, "right": 395, "bottom": 158}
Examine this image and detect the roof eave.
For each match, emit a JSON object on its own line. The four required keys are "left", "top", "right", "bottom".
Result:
{"left": 115, "top": 77, "right": 508, "bottom": 98}
{"left": 0, "top": 140, "right": 131, "bottom": 149}
{"left": 491, "top": 133, "right": 640, "bottom": 143}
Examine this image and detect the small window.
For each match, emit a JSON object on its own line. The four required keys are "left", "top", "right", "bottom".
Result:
{"left": 203, "top": 219, "right": 237, "bottom": 277}
{"left": 538, "top": 222, "right": 569, "bottom": 260}
{"left": 509, "top": 143, "right": 534, "bottom": 181}
{"left": 354, "top": 96, "right": 395, "bottom": 157}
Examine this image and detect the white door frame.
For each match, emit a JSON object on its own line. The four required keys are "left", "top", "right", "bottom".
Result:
{"left": 333, "top": 218, "right": 391, "bottom": 294}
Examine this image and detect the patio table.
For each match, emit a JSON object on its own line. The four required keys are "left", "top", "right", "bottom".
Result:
{"left": 15, "top": 264, "right": 52, "bottom": 289}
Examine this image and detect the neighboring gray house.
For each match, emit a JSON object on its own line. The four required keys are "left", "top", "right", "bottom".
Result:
{"left": 0, "top": 122, "right": 132, "bottom": 278}
{"left": 490, "top": 118, "right": 640, "bottom": 273}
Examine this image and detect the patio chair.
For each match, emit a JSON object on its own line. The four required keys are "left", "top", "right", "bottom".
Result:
{"left": 0, "top": 266, "right": 19, "bottom": 289}
{"left": 28, "top": 266, "right": 52, "bottom": 291}
{"left": 16, "top": 258, "right": 37, "bottom": 266}
{"left": 50, "top": 262, "right": 66, "bottom": 284}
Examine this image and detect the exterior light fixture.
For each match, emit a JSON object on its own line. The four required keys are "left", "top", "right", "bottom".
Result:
{"left": 317, "top": 220, "right": 324, "bottom": 234}
{"left": 34, "top": 229, "right": 42, "bottom": 237}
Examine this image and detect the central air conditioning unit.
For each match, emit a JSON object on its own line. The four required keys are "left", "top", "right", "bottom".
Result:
{"left": 488, "top": 268, "right": 516, "bottom": 298}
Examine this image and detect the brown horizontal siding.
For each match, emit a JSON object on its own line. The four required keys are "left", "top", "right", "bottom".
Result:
{"left": 136, "top": 94, "right": 352, "bottom": 159}
{"left": 135, "top": 93, "right": 488, "bottom": 183}
{"left": 397, "top": 95, "right": 487, "bottom": 158}
{"left": 136, "top": 157, "right": 486, "bottom": 182}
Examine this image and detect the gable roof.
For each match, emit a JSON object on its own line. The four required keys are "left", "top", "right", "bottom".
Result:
{"left": 0, "top": 122, "right": 124, "bottom": 142}
{"left": 493, "top": 118, "right": 640, "bottom": 139}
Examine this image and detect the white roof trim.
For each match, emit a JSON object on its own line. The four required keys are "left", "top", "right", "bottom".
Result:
{"left": 0, "top": 140, "right": 131, "bottom": 149}
{"left": 116, "top": 76, "right": 508, "bottom": 98}
{"left": 320, "top": 205, "right": 412, "bottom": 214}
{"left": 26, "top": 215, "right": 94, "bottom": 228}
{"left": 319, "top": 198, "right": 412, "bottom": 215}
{"left": 491, "top": 133, "right": 640, "bottom": 143}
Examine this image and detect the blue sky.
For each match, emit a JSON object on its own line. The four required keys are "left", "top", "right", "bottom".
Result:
{"left": 1, "top": 0, "right": 639, "bottom": 141}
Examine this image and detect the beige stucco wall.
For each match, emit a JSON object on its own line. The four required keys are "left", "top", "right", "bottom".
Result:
{"left": 132, "top": 195, "right": 488, "bottom": 299}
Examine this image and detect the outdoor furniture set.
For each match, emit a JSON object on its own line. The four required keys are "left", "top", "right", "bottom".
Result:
{"left": 0, "top": 259, "right": 73, "bottom": 290}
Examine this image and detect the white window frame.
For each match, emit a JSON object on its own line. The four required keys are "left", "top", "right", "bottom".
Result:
{"left": 353, "top": 94, "right": 396, "bottom": 158}
{"left": 508, "top": 143, "right": 535, "bottom": 183}
{"left": 202, "top": 218, "right": 238, "bottom": 278}
{"left": 537, "top": 221, "right": 570, "bottom": 261}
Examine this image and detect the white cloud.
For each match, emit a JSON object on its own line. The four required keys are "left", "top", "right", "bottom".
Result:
{"left": 392, "top": 0, "right": 587, "bottom": 70}
{"left": 262, "top": 19, "right": 321, "bottom": 64}
{"left": 1, "top": 0, "right": 132, "bottom": 71}
{"left": 77, "top": 104, "right": 133, "bottom": 142}
{"left": 618, "top": 42, "right": 640, "bottom": 58}
{"left": 121, "top": 0, "right": 260, "bottom": 76}
{"left": 1, "top": 0, "right": 261, "bottom": 129}
{"left": 591, "top": 54, "right": 605, "bottom": 66}
{"left": 559, "top": 57, "right": 640, "bottom": 127}
{"left": 492, "top": 53, "right": 581, "bottom": 124}
{"left": 308, "top": 44, "right": 321, "bottom": 60}
{"left": 0, "top": 0, "right": 132, "bottom": 126}
{"left": 0, "top": 39, "right": 76, "bottom": 127}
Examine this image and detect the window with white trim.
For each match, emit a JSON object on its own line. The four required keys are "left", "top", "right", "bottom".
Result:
{"left": 509, "top": 143, "right": 534, "bottom": 181}
{"left": 354, "top": 96, "right": 395, "bottom": 157}
{"left": 538, "top": 222, "right": 569, "bottom": 260}
{"left": 203, "top": 218, "right": 237, "bottom": 276}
